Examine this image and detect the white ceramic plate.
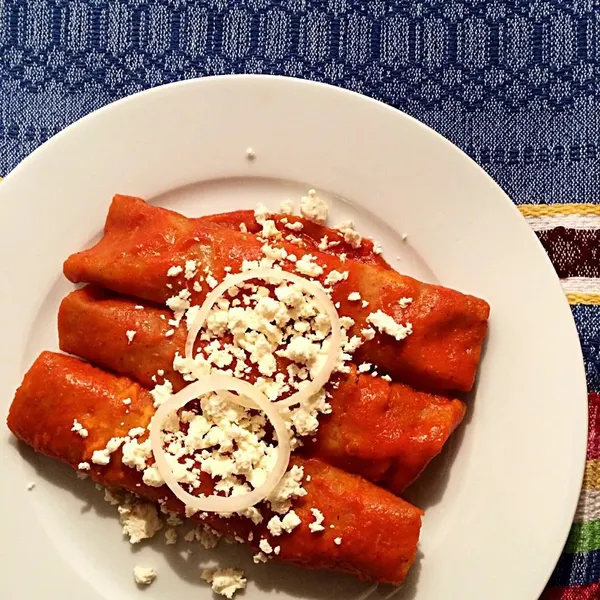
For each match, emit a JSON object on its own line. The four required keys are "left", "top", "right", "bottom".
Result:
{"left": 0, "top": 76, "right": 587, "bottom": 600}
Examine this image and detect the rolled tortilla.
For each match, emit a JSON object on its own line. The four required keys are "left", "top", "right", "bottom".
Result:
{"left": 63, "top": 195, "right": 489, "bottom": 393}
{"left": 7, "top": 351, "right": 422, "bottom": 585}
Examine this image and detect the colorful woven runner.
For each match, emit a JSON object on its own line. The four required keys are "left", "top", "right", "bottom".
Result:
{"left": 1, "top": 1, "right": 599, "bottom": 597}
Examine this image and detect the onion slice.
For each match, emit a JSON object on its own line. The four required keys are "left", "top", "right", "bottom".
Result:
{"left": 185, "top": 269, "right": 341, "bottom": 409}
{"left": 149, "top": 374, "right": 291, "bottom": 514}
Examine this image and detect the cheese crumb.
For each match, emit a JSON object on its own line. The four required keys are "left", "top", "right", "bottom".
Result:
{"left": 337, "top": 220, "right": 362, "bottom": 248}
{"left": 119, "top": 501, "right": 163, "bottom": 544}
{"left": 366, "top": 310, "right": 413, "bottom": 341}
{"left": 167, "top": 265, "right": 183, "bottom": 277}
{"left": 71, "top": 419, "right": 89, "bottom": 438}
{"left": 126, "top": 330, "right": 136, "bottom": 343}
{"left": 91, "top": 436, "right": 126, "bottom": 465}
{"left": 201, "top": 568, "right": 246, "bottom": 599}
{"left": 334, "top": 537, "right": 342, "bottom": 545}
{"left": 348, "top": 292, "right": 361, "bottom": 301}
{"left": 285, "top": 221, "right": 303, "bottom": 232}
{"left": 78, "top": 462, "right": 90, "bottom": 471}
{"left": 324, "top": 270, "right": 348, "bottom": 286}
{"left": 280, "top": 199, "right": 293, "bottom": 214}
{"left": 309, "top": 508, "right": 325, "bottom": 533}
{"left": 372, "top": 240, "right": 383, "bottom": 255}
{"left": 399, "top": 297, "right": 413, "bottom": 308}
{"left": 165, "top": 528, "right": 178, "bottom": 545}
{"left": 122, "top": 398, "right": 131, "bottom": 406}
{"left": 133, "top": 566, "right": 157, "bottom": 586}
{"left": 361, "top": 327, "right": 376, "bottom": 340}
{"left": 300, "top": 189, "right": 328, "bottom": 225}
{"left": 295, "top": 254, "right": 323, "bottom": 277}
{"left": 184, "top": 259, "right": 198, "bottom": 280}
{"left": 259, "top": 538, "right": 273, "bottom": 554}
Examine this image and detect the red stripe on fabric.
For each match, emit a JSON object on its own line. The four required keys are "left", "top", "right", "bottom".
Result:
{"left": 536, "top": 229, "right": 600, "bottom": 278}
{"left": 588, "top": 393, "right": 600, "bottom": 460}
{"left": 542, "top": 580, "right": 600, "bottom": 599}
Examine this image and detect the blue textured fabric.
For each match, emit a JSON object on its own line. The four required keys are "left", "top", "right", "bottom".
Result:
{"left": 573, "top": 305, "right": 600, "bottom": 394}
{"left": 2, "top": 0, "right": 600, "bottom": 205}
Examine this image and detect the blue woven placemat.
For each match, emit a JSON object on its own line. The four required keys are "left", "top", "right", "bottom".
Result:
{"left": 1, "top": 1, "right": 599, "bottom": 598}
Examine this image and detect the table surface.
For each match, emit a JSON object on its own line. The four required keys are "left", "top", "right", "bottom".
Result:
{"left": 1, "top": 1, "right": 599, "bottom": 598}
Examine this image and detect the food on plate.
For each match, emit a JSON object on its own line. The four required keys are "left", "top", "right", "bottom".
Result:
{"left": 200, "top": 208, "right": 392, "bottom": 269}
{"left": 63, "top": 195, "right": 489, "bottom": 394}
{"left": 7, "top": 351, "right": 422, "bottom": 585}
{"left": 58, "top": 285, "right": 466, "bottom": 492}
{"left": 7, "top": 191, "right": 489, "bottom": 595}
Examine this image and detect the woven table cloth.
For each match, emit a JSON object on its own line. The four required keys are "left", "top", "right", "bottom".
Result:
{"left": 1, "top": 1, "right": 598, "bottom": 597}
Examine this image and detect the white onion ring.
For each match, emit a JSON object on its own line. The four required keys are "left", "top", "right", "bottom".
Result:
{"left": 185, "top": 269, "right": 341, "bottom": 409}
{"left": 149, "top": 374, "right": 291, "bottom": 514}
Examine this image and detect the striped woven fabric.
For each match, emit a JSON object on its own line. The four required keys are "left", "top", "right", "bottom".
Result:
{"left": 522, "top": 204, "right": 600, "bottom": 599}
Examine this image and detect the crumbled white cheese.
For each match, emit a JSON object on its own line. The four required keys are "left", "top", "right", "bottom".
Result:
{"left": 119, "top": 501, "right": 163, "bottom": 544}
{"left": 259, "top": 538, "right": 273, "bottom": 554}
{"left": 334, "top": 537, "right": 342, "bottom": 545}
{"left": 122, "top": 398, "right": 131, "bottom": 405}
{"left": 361, "top": 327, "right": 376, "bottom": 340}
{"left": 268, "top": 465, "right": 307, "bottom": 514}
{"left": 358, "top": 363, "right": 372, "bottom": 373}
{"left": 150, "top": 380, "right": 173, "bottom": 407}
{"left": 133, "top": 566, "right": 157, "bottom": 586}
{"left": 348, "top": 292, "right": 361, "bottom": 301}
{"left": 253, "top": 552, "right": 268, "bottom": 563}
{"left": 103, "top": 488, "right": 125, "bottom": 506}
{"left": 126, "top": 330, "right": 136, "bottom": 343}
{"left": 134, "top": 305, "right": 144, "bottom": 309}
{"left": 280, "top": 199, "right": 293, "bottom": 214}
{"left": 164, "top": 528, "right": 178, "bottom": 545}
{"left": 309, "top": 508, "right": 325, "bottom": 533}
{"left": 142, "top": 465, "right": 165, "bottom": 487}
{"left": 167, "top": 265, "right": 183, "bottom": 277}
{"left": 300, "top": 189, "right": 328, "bottom": 225}
{"left": 337, "top": 220, "right": 362, "bottom": 248}
{"left": 78, "top": 462, "right": 90, "bottom": 471}
{"left": 367, "top": 310, "right": 413, "bottom": 341}
{"left": 285, "top": 221, "right": 304, "bottom": 232}
{"left": 71, "top": 419, "right": 88, "bottom": 438}
{"left": 295, "top": 254, "right": 323, "bottom": 277}
{"left": 399, "top": 297, "right": 413, "bottom": 308}
{"left": 185, "top": 524, "right": 222, "bottom": 549}
{"left": 372, "top": 240, "right": 383, "bottom": 255}
{"left": 324, "top": 270, "right": 348, "bottom": 286}
{"left": 122, "top": 438, "right": 153, "bottom": 471}
{"left": 201, "top": 568, "right": 247, "bottom": 599}
{"left": 184, "top": 259, "right": 198, "bottom": 280}
{"left": 91, "top": 436, "right": 127, "bottom": 465}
